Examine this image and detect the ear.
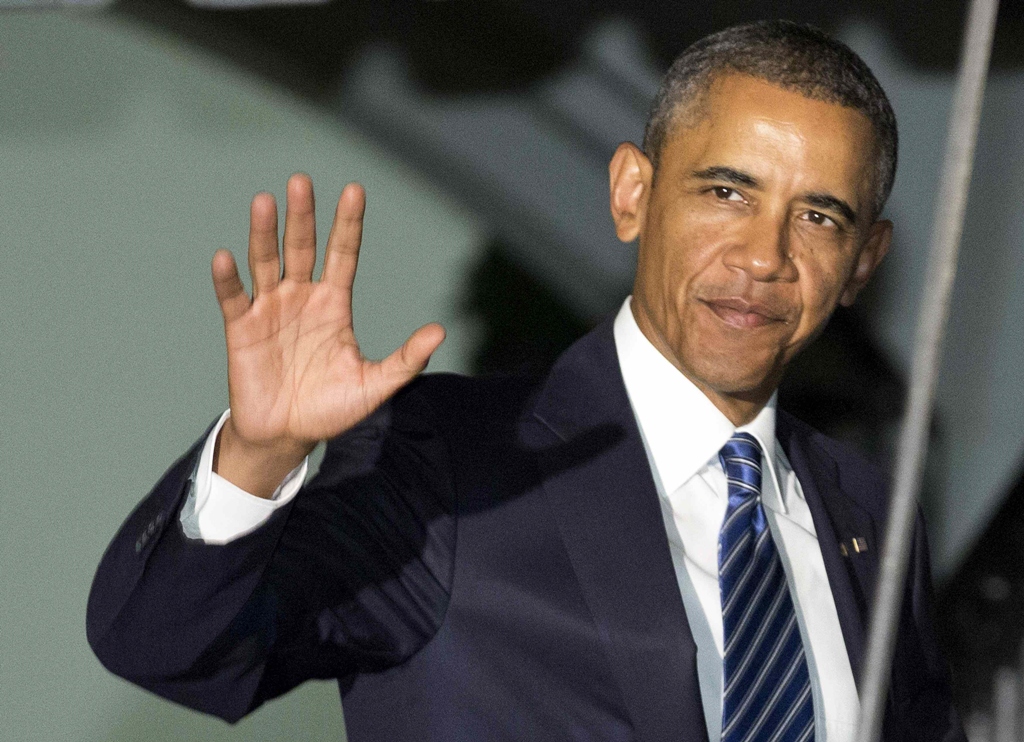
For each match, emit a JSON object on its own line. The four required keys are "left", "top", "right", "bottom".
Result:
{"left": 839, "top": 219, "right": 892, "bottom": 306}
{"left": 609, "top": 142, "right": 654, "bottom": 243}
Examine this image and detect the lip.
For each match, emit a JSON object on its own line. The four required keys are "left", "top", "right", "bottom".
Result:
{"left": 701, "top": 297, "right": 786, "bottom": 329}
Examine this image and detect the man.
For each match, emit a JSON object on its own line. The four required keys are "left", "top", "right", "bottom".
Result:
{"left": 88, "top": 20, "right": 964, "bottom": 742}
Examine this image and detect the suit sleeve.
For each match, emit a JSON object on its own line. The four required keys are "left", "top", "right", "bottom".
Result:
{"left": 86, "top": 383, "right": 457, "bottom": 722}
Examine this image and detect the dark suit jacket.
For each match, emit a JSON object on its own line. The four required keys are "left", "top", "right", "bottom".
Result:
{"left": 87, "top": 319, "right": 964, "bottom": 741}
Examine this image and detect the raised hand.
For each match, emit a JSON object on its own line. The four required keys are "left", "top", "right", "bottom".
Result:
{"left": 210, "top": 174, "right": 445, "bottom": 497}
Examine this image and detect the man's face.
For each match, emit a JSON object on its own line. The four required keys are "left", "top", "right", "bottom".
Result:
{"left": 610, "top": 74, "right": 891, "bottom": 422}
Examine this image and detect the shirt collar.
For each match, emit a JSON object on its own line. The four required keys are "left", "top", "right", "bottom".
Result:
{"left": 612, "top": 298, "right": 786, "bottom": 511}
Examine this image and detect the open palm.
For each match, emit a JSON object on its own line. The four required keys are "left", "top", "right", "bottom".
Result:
{"left": 211, "top": 175, "right": 445, "bottom": 494}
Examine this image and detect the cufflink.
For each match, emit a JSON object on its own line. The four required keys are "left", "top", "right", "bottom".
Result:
{"left": 838, "top": 537, "right": 868, "bottom": 557}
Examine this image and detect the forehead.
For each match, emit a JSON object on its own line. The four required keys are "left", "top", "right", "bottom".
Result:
{"left": 662, "top": 75, "right": 878, "bottom": 209}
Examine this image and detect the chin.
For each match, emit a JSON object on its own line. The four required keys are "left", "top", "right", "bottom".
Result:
{"left": 690, "top": 356, "right": 780, "bottom": 401}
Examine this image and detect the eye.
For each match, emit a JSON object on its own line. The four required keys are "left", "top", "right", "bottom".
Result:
{"left": 803, "top": 210, "right": 838, "bottom": 228}
{"left": 712, "top": 186, "right": 745, "bottom": 202}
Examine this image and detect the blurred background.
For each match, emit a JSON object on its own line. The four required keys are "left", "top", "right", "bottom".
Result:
{"left": 2, "top": 1, "right": 1023, "bottom": 740}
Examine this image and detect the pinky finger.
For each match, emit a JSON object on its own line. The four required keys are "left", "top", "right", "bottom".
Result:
{"left": 211, "top": 249, "right": 251, "bottom": 322}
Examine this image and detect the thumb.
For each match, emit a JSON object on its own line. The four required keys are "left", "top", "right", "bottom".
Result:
{"left": 379, "top": 322, "right": 446, "bottom": 389}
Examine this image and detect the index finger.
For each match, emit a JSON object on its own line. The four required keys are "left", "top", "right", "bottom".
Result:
{"left": 321, "top": 183, "right": 366, "bottom": 292}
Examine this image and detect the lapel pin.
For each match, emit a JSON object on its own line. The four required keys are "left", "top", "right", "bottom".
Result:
{"left": 839, "top": 537, "right": 869, "bottom": 557}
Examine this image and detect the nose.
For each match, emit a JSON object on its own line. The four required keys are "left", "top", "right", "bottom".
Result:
{"left": 722, "top": 211, "right": 798, "bottom": 282}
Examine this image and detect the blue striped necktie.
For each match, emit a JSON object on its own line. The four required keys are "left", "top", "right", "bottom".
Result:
{"left": 718, "top": 433, "right": 815, "bottom": 742}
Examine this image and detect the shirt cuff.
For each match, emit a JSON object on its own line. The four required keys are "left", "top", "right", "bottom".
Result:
{"left": 179, "top": 410, "right": 308, "bottom": 544}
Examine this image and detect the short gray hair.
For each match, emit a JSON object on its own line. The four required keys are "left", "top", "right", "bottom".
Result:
{"left": 643, "top": 20, "right": 898, "bottom": 220}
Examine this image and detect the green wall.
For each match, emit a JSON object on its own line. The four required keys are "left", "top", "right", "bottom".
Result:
{"left": 0, "top": 12, "right": 483, "bottom": 741}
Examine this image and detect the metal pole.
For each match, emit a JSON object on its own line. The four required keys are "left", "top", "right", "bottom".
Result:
{"left": 993, "top": 667, "right": 1020, "bottom": 742}
{"left": 854, "top": 2, "right": 999, "bottom": 741}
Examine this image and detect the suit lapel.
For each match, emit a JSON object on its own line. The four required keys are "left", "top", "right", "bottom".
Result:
{"left": 777, "top": 413, "right": 879, "bottom": 689}
{"left": 523, "top": 321, "right": 708, "bottom": 742}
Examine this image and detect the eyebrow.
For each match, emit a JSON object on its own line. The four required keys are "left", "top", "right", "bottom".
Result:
{"left": 691, "top": 166, "right": 760, "bottom": 188}
{"left": 805, "top": 193, "right": 858, "bottom": 226}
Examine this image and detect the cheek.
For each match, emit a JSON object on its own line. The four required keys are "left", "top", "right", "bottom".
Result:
{"left": 636, "top": 246, "right": 691, "bottom": 332}
{"left": 638, "top": 215, "right": 683, "bottom": 293}
{"left": 791, "top": 254, "right": 854, "bottom": 337}
{"left": 641, "top": 197, "right": 758, "bottom": 315}
{"left": 653, "top": 213, "right": 727, "bottom": 288}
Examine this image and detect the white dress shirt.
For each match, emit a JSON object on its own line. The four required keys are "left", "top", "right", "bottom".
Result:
{"left": 182, "top": 298, "right": 859, "bottom": 739}
{"left": 178, "top": 409, "right": 306, "bottom": 543}
{"left": 612, "top": 299, "right": 859, "bottom": 740}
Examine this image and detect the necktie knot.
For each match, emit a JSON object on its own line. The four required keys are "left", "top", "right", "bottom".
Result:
{"left": 719, "top": 433, "right": 763, "bottom": 503}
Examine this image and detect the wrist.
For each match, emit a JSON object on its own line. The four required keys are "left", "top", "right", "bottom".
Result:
{"left": 213, "top": 418, "right": 316, "bottom": 499}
